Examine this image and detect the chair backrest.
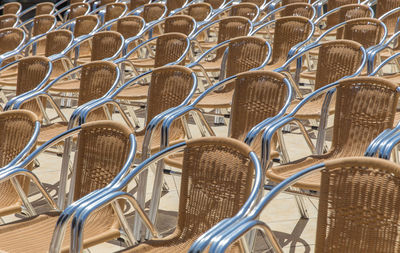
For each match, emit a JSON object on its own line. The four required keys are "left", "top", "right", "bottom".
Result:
{"left": 44, "top": 29, "right": 73, "bottom": 57}
{"left": 225, "top": 36, "right": 269, "bottom": 78}
{"left": 141, "top": 3, "right": 166, "bottom": 23}
{"left": 0, "top": 27, "right": 24, "bottom": 55}
{"left": 0, "top": 14, "right": 18, "bottom": 29}
{"left": 35, "top": 2, "right": 54, "bottom": 16}
{"left": 377, "top": 0, "right": 400, "bottom": 18}
{"left": 188, "top": 3, "right": 212, "bottom": 22}
{"left": 316, "top": 157, "right": 400, "bottom": 252}
{"left": 90, "top": 31, "right": 123, "bottom": 61}
{"left": 164, "top": 15, "right": 195, "bottom": 36}
{"left": 204, "top": 0, "right": 224, "bottom": 9}
{"left": 145, "top": 65, "right": 194, "bottom": 126}
{"left": 78, "top": 61, "right": 118, "bottom": 107}
{"left": 32, "top": 14, "right": 55, "bottom": 37}
{"left": 71, "top": 0, "right": 85, "bottom": 3}
{"left": 69, "top": 3, "right": 90, "bottom": 20}
{"left": 379, "top": 5, "right": 400, "bottom": 34}
{"left": 104, "top": 2, "right": 126, "bottom": 22}
{"left": 243, "top": 0, "right": 266, "bottom": 7}
{"left": 229, "top": 3, "right": 258, "bottom": 21}
{"left": 166, "top": 0, "right": 186, "bottom": 14}
{"left": 334, "top": 4, "right": 373, "bottom": 37}
{"left": 279, "top": 3, "right": 315, "bottom": 19}
{"left": 117, "top": 16, "right": 145, "bottom": 39}
{"left": 177, "top": 137, "right": 254, "bottom": 238}
{"left": 73, "top": 15, "right": 98, "bottom": 38}
{"left": 270, "top": 16, "right": 312, "bottom": 66}
{"left": 153, "top": 32, "right": 188, "bottom": 68}
{"left": 0, "top": 110, "right": 38, "bottom": 167}
{"left": 100, "top": 0, "right": 117, "bottom": 7}
{"left": 314, "top": 40, "right": 364, "bottom": 90}
{"left": 3, "top": 2, "right": 21, "bottom": 15}
{"left": 73, "top": 120, "right": 133, "bottom": 200}
{"left": 130, "top": 0, "right": 150, "bottom": 11}
{"left": 339, "top": 18, "right": 384, "bottom": 49}
{"left": 230, "top": 71, "right": 288, "bottom": 145}
{"left": 327, "top": 0, "right": 358, "bottom": 27}
{"left": 330, "top": 77, "right": 398, "bottom": 156}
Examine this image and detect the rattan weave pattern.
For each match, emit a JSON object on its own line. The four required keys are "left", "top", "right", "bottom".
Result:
{"left": 188, "top": 3, "right": 212, "bottom": 22}
{"left": 141, "top": 3, "right": 165, "bottom": 23}
{"left": 90, "top": 31, "right": 122, "bottom": 61}
{"left": 130, "top": 0, "right": 148, "bottom": 11}
{"left": 3, "top": 2, "right": 21, "bottom": 15}
{"left": 104, "top": 3, "right": 126, "bottom": 22}
{"left": 35, "top": 2, "right": 54, "bottom": 16}
{"left": 327, "top": 0, "right": 358, "bottom": 28}
{"left": 341, "top": 18, "right": 384, "bottom": 49}
{"left": 166, "top": 0, "right": 186, "bottom": 14}
{"left": 230, "top": 3, "right": 258, "bottom": 21}
{"left": 117, "top": 16, "right": 144, "bottom": 39}
{"left": 0, "top": 27, "right": 24, "bottom": 56}
{"left": 204, "top": 0, "right": 225, "bottom": 9}
{"left": 32, "top": 14, "right": 55, "bottom": 36}
{"left": 0, "top": 14, "right": 18, "bottom": 29}
{"left": 153, "top": 33, "right": 188, "bottom": 68}
{"left": 280, "top": 3, "right": 315, "bottom": 19}
{"left": 164, "top": 15, "right": 195, "bottom": 36}
{"left": 69, "top": 3, "right": 90, "bottom": 20}
{"left": 73, "top": 15, "right": 98, "bottom": 38}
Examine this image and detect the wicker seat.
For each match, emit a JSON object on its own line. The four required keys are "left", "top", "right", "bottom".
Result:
{"left": 267, "top": 77, "right": 399, "bottom": 191}
{"left": 0, "top": 120, "right": 135, "bottom": 253}
{"left": 0, "top": 110, "right": 39, "bottom": 218}
{"left": 0, "top": 14, "right": 18, "bottom": 29}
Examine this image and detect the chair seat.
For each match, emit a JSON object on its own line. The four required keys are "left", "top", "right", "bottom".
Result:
{"left": 0, "top": 180, "right": 22, "bottom": 217}
{"left": 49, "top": 79, "right": 80, "bottom": 93}
{"left": 381, "top": 73, "right": 400, "bottom": 86}
{"left": 131, "top": 58, "right": 155, "bottom": 68}
{"left": 37, "top": 122, "right": 69, "bottom": 145}
{"left": 194, "top": 58, "right": 222, "bottom": 72}
{"left": 117, "top": 84, "right": 149, "bottom": 100}
{"left": 195, "top": 89, "right": 234, "bottom": 109}
{"left": 287, "top": 95, "right": 336, "bottom": 119}
{"left": 0, "top": 210, "right": 120, "bottom": 253}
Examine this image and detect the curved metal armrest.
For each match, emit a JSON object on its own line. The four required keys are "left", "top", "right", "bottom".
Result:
{"left": 379, "top": 130, "right": 400, "bottom": 159}
{"left": 188, "top": 40, "right": 231, "bottom": 66}
{"left": 314, "top": 4, "right": 374, "bottom": 27}
{"left": 369, "top": 34, "right": 400, "bottom": 75}
{"left": 103, "top": 34, "right": 125, "bottom": 61}
{"left": 364, "top": 128, "right": 395, "bottom": 157}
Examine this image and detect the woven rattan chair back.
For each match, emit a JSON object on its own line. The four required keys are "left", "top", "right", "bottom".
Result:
{"left": 188, "top": 3, "right": 212, "bottom": 22}
{"left": 204, "top": 0, "right": 224, "bottom": 9}
{"left": 327, "top": 0, "right": 358, "bottom": 28}
{"left": 230, "top": 71, "right": 288, "bottom": 145}
{"left": 73, "top": 120, "right": 132, "bottom": 200}
{"left": 73, "top": 15, "right": 98, "bottom": 38}
{"left": 378, "top": 3, "right": 400, "bottom": 36}
{"left": 279, "top": 3, "right": 315, "bottom": 19}
{"left": 141, "top": 3, "right": 166, "bottom": 23}
{"left": 229, "top": 3, "right": 258, "bottom": 21}
{"left": 339, "top": 18, "right": 384, "bottom": 49}
{"left": 153, "top": 32, "right": 188, "bottom": 68}
{"left": 70, "top": 0, "right": 85, "bottom": 3}
{"left": 0, "top": 28, "right": 24, "bottom": 56}
{"left": 104, "top": 3, "right": 126, "bottom": 22}
{"left": 270, "top": 16, "right": 312, "bottom": 66}
{"left": 0, "top": 14, "right": 18, "bottom": 29}
{"left": 314, "top": 40, "right": 364, "bottom": 90}
{"left": 376, "top": 0, "right": 400, "bottom": 18}
{"left": 333, "top": 4, "right": 374, "bottom": 37}
{"left": 316, "top": 157, "right": 400, "bottom": 252}
{"left": 35, "top": 2, "right": 54, "bottom": 16}
{"left": 90, "top": 31, "right": 122, "bottom": 61}
{"left": 3, "top": 2, "right": 21, "bottom": 15}
{"left": 32, "top": 14, "right": 55, "bottom": 37}
{"left": 130, "top": 0, "right": 149, "bottom": 11}
{"left": 281, "top": 0, "right": 308, "bottom": 5}
{"left": 175, "top": 137, "right": 254, "bottom": 243}
{"left": 225, "top": 36, "right": 270, "bottom": 78}
{"left": 214, "top": 16, "right": 252, "bottom": 59}
{"left": 17, "top": 56, "right": 50, "bottom": 119}
{"left": 44, "top": 29, "right": 73, "bottom": 57}
{"left": 145, "top": 65, "right": 194, "bottom": 126}
{"left": 100, "top": 0, "right": 117, "bottom": 7}
{"left": 330, "top": 77, "right": 399, "bottom": 157}
{"left": 243, "top": 0, "right": 266, "bottom": 6}
{"left": 164, "top": 15, "right": 195, "bottom": 36}
{"left": 117, "top": 16, "right": 145, "bottom": 39}
{"left": 166, "top": 0, "right": 186, "bottom": 14}
{"left": 69, "top": 3, "right": 90, "bottom": 20}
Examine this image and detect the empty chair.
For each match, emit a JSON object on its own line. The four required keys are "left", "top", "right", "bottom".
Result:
{"left": 1, "top": 2, "right": 22, "bottom": 16}
{"left": 0, "top": 27, "right": 26, "bottom": 66}
{"left": 0, "top": 14, "right": 18, "bottom": 29}
{"left": 129, "top": 0, "right": 152, "bottom": 11}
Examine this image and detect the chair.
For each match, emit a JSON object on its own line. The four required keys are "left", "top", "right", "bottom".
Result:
{"left": 66, "top": 137, "right": 262, "bottom": 252}
{"left": 0, "top": 120, "right": 137, "bottom": 252}
{"left": 140, "top": 3, "right": 167, "bottom": 24}
{"left": 262, "top": 76, "right": 398, "bottom": 217}
{"left": 207, "top": 157, "right": 400, "bottom": 253}
{"left": 166, "top": 0, "right": 188, "bottom": 15}
{"left": 129, "top": 0, "right": 152, "bottom": 11}
{"left": 0, "top": 14, "right": 18, "bottom": 29}
{"left": 104, "top": 2, "right": 128, "bottom": 23}
{"left": 0, "top": 110, "right": 40, "bottom": 220}
{"left": 256, "top": 3, "right": 316, "bottom": 24}
{"left": 172, "top": 2, "right": 212, "bottom": 25}
{"left": 57, "top": 2, "right": 91, "bottom": 23}
{"left": 1, "top": 2, "right": 22, "bottom": 16}
{"left": 0, "top": 27, "right": 26, "bottom": 67}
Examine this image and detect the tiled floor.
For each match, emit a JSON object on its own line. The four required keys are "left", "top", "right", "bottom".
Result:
{"left": 0, "top": 102, "right": 330, "bottom": 252}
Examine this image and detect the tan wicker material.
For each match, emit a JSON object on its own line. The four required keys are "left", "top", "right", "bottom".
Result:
{"left": 100, "top": 0, "right": 117, "bottom": 7}
{"left": 204, "top": 0, "right": 225, "bottom": 9}
{"left": 3, "top": 2, "right": 21, "bottom": 15}
{"left": 267, "top": 77, "right": 399, "bottom": 191}
{"left": 197, "top": 36, "right": 270, "bottom": 108}
{"left": 327, "top": 0, "right": 358, "bottom": 28}
{"left": 164, "top": 15, "right": 195, "bottom": 36}
{"left": 45, "top": 29, "right": 73, "bottom": 77}
{"left": 35, "top": 2, "right": 54, "bottom": 16}
{"left": 73, "top": 15, "right": 99, "bottom": 38}
{"left": 166, "top": 0, "right": 186, "bottom": 14}
{"left": 32, "top": 14, "right": 55, "bottom": 37}
{"left": 280, "top": 3, "right": 315, "bottom": 19}
{"left": 0, "top": 120, "right": 134, "bottom": 253}
{"left": 104, "top": 3, "right": 126, "bottom": 22}
{"left": 69, "top": 3, "right": 90, "bottom": 20}
{"left": 229, "top": 3, "right": 259, "bottom": 21}
{"left": 0, "top": 27, "right": 24, "bottom": 57}
{"left": 121, "top": 137, "right": 254, "bottom": 253}
{"left": 130, "top": 0, "right": 148, "bottom": 11}
{"left": 70, "top": 0, "right": 85, "bottom": 3}
{"left": 0, "top": 110, "right": 38, "bottom": 217}
{"left": 188, "top": 3, "right": 212, "bottom": 22}
{"left": 117, "top": 16, "right": 145, "bottom": 39}
{"left": 0, "top": 14, "right": 18, "bottom": 29}
{"left": 339, "top": 18, "right": 384, "bottom": 49}
{"left": 376, "top": 0, "right": 400, "bottom": 19}
{"left": 314, "top": 157, "right": 400, "bottom": 252}
{"left": 281, "top": 0, "right": 308, "bottom": 5}
{"left": 141, "top": 3, "right": 166, "bottom": 23}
